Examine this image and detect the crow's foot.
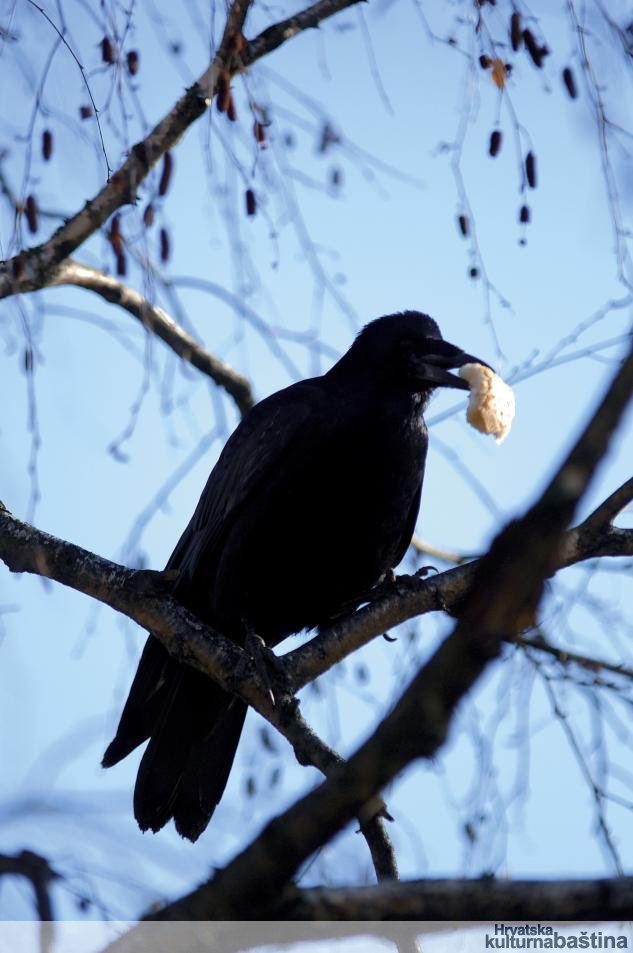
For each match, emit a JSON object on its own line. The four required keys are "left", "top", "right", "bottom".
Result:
{"left": 415, "top": 564, "right": 438, "bottom": 578}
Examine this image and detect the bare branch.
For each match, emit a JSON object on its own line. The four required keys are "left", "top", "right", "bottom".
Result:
{"left": 0, "top": 851, "right": 58, "bottom": 953}
{"left": 240, "top": 0, "right": 361, "bottom": 70}
{"left": 0, "top": 0, "right": 363, "bottom": 301}
{"left": 410, "top": 533, "right": 468, "bottom": 564}
{"left": 276, "top": 874, "right": 633, "bottom": 920}
{"left": 51, "top": 260, "right": 255, "bottom": 416}
{"left": 560, "top": 476, "right": 633, "bottom": 565}
{"left": 576, "top": 475, "right": 633, "bottom": 531}
{"left": 518, "top": 634, "right": 633, "bottom": 683}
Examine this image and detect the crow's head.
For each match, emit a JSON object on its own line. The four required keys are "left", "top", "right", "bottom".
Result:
{"left": 331, "top": 310, "right": 491, "bottom": 394}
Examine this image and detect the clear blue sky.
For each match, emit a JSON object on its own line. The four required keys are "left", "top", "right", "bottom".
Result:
{"left": 1, "top": 0, "right": 632, "bottom": 929}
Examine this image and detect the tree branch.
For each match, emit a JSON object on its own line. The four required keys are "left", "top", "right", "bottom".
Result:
{"left": 560, "top": 475, "right": 633, "bottom": 563}
{"left": 517, "top": 633, "right": 633, "bottom": 682}
{"left": 0, "top": 851, "right": 58, "bottom": 953}
{"left": 2, "top": 494, "right": 631, "bottom": 726}
{"left": 410, "top": 533, "right": 469, "bottom": 564}
{"left": 50, "top": 260, "right": 254, "bottom": 416}
{"left": 0, "top": 0, "right": 363, "bottom": 300}
{"left": 276, "top": 875, "right": 633, "bottom": 920}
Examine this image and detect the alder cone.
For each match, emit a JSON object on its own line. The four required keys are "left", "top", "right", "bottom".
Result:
{"left": 160, "top": 228, "right": 170, "bottom": 262}
{"left": 510, "top": 12, "right": 522, "bottom": 51}
{"left": 25, "top": 195, "right": 38, "bottom": 234}
{"left": 101, "top": 36, "right": 114, "bottom": 64}
{"left": 562, "top": 67, "right": 578, "bottom": 99}
{"left": 489, "top": 130, "right": 502, "bottom": 157}
{"left": 42, "top": 130, "right": 53, "bottom": 161}
{"left": 127, "top": 50, "right": 139, "bottom": 75}
{"left": 158, "top": 153, "right": 173, "bottom": 197}
{"left": 525, "top": 151, "right": 537, "bottom": 189}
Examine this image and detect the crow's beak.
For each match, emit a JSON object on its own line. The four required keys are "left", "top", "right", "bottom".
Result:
{"left": 412, "top": 339, "right": 493, "bottom": 391}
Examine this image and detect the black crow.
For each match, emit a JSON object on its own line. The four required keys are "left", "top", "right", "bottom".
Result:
{"left": 103, "top": 311, "right": 487, "bottom": 841}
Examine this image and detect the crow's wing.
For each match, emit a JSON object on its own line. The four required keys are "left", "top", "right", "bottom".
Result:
{"left": 166, "top": 377, "right": 324, "bottom": 583}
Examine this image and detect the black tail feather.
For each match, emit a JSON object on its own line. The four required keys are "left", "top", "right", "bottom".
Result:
{"left": 173, "top": 700, "right": 247, "bottom": 841}
{"left": 104, "top": 633, "right": 248, "bottom": 840}
{"left": 127, "top": 663, "right": 246, "bottom": 840}
{"left": 102, "top": 637, "right": 172, "bottom": 768}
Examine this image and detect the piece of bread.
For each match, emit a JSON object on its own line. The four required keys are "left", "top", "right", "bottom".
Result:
{"left": 458, "top": 363, "right": 515, "bottom": 444}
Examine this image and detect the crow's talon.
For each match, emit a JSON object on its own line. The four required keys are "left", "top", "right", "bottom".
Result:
{"left": 245, "top": 631, "right": 276, "bottom": 705}
{"left": 415, "top": 564, "right": 438, "bottom": 578}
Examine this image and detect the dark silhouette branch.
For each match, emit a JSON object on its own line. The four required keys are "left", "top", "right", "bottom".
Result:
{"left": 50, "top": 260, "right": 255, "bottom": 416}
{"left": 0, "top": 851, "right": 58, "bottom": 953}
{"left": 274, "top": 874, "right": 633, "bottom": 920}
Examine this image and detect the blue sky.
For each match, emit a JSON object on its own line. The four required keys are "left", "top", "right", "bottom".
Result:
{"left": 1, "top": 0, "right": 633, "bottom": 927}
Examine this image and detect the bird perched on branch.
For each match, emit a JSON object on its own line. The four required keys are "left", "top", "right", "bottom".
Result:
{"left": 103, "top": 310, "right": 488, "bottom": 841}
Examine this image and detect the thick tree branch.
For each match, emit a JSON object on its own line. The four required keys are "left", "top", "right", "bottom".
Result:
{"left": 50, "top": 260, "right": 254, "bottom": 416}
{"left": 2, "top": 497, "right": 631, "bottom": 711}
{"left": 561, "top": 475, "right": 633, "bottom": 563}
{"left": 582, "top": 475, "right": 633, "bottom": 528}
{"left": 0, "top": 0, "right": 363, "bottom": 300}
{"left": 276, "top": 875, "right": 633, "bottom": 920}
